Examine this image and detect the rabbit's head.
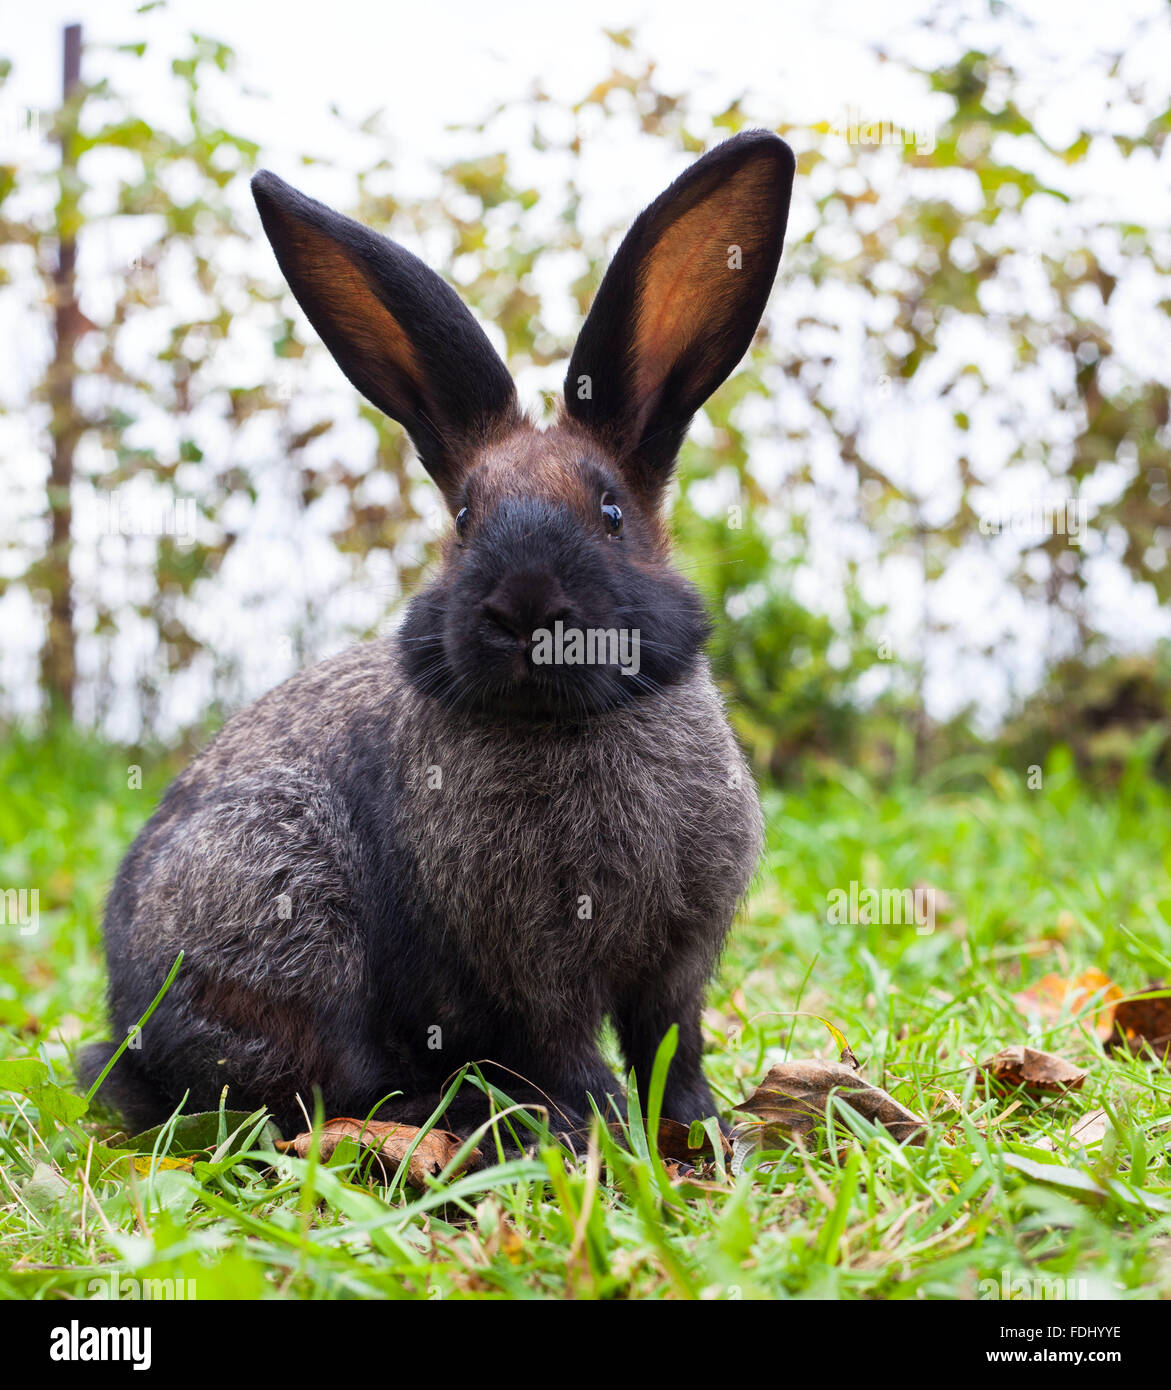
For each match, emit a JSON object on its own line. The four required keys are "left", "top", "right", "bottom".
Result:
{"left": 253, "top": 131, "right": 794, "bottom": 717}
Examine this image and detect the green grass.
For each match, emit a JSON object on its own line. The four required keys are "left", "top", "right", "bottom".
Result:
{"left": 2, "top": 728, "right": 1170, "bottom": 1300}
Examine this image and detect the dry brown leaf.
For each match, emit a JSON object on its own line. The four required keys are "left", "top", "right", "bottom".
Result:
{"left": 659, "top": 1158, "right": 729, "bottom": 1191}
{"left": 592, "top": 1118, "right": 730, "bottom": 1184}
{"left": 1106, "top": 983, "right": 1171, "bottom": 1062}
{"left": 1011, "top": 967, "right": 1122, "bottom": 1042}
{"left": 276, "top": 1118, "right": 477, "bottom": 1187}
{"left": 979, "top": 1046, "right": 1087, "bottom": 1095}
{"left": 929, "top": 1087, "right": 966, "bottom": 1118}
{"left": 656, "top": 1119, "right": 730, "bottom": 1187}
{"left": 734, "top": 1060, "right": 926, "bottom": 1149}
{"left": 1039, "top": 1108, "right": 1111, "bottom": 1151}
{"left": 653, "top": 1117, "right": 731, "bottom": 1164}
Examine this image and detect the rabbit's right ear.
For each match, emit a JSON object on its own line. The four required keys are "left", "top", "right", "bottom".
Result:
{"left": 252, "top": 171, "right": 519, "bottom": 500}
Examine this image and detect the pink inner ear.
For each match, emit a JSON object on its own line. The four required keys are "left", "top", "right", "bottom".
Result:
{"left": 630, "top": 162, "right": 778, "bottom": 433}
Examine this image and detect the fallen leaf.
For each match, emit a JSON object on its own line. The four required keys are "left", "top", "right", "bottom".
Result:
{"left": 734, "top": 1061, "right": 926, "bottom": 1148}
{"left": 980, "top": 1046, "right": 1087, "bottom": 1095}
{"left": 1039, "top": 1108, "right": 1111, "bottom": 1152}
{"left": 131, "top": 1154, "right": 194, "bottom": 1174}
{"left": 929, "top": 1087, "right": 966, "bottom": 1118}
{"left": 592, "top": 1118, "right": 730, "bottom": 1183}
{"left": 22, "top": 1162, "right": 72, "bottom": 1211}
{"left": 276, "top": 1118, "right": 477, "bottom": 1187}
{"left": 655, "top": 1119, "right": 731, "bottom": 1186}
{"left": 1003, "top": 1154, "right": 1111, "bottom": 1199}
{"left": 1011, "top": 968, "right": 1121, "bottom": 1042}
{"left": 127, "top": 1109, "right": 281, "bottom": 1157}
{"left": 1004, "top": 1154, "right": 1171, "bottom": 1214}
{"left": 1106, "top": 983, "right": 1171, "bottom": 1061}
{"left": 653, "top": 1118, "right": 731, "bottom": 1164}
{"left": 659, "top": 1158, "right": 729, "bottom": 1191}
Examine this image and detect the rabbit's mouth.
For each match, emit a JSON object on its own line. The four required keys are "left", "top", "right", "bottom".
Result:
{"left": 395, "top": 596, "right": 635, "bottom": 721}
{"left": 462, "top": 620, "right": 640, "bottom": 718}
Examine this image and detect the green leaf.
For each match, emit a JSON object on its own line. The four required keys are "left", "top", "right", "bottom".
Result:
{"left": 23, "top": 1162, "right": 73, "bottom": 1211}
{"left": 127, "top": 1109, "right": 277, "bottom": 1157}
{"left": 0, "top": 1058, "right": 50, "bottom": 1093}
{"left": 27, "top": 1084, "right": 88, "bottom": 1124}
{"left": 1005, "top": 1154, "right": 1171, "bottom": 1214}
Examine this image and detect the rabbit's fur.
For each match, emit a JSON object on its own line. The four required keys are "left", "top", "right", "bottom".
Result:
{"left": 81, "top": 130, "right": 795, "bottom": 1140}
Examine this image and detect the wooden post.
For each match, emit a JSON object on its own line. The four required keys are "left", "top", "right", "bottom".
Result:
{"left": 42, "top": 22, "right": 83, "bottom": 718}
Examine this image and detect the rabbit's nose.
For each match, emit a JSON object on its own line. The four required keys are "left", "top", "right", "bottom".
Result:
{"left": 481, "top": 572, "right": 571, "bottom": 643}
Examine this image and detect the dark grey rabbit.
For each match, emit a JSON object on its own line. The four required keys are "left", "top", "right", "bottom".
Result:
{"left": 81, "top": 131, "right": 795, "bottom": 1140}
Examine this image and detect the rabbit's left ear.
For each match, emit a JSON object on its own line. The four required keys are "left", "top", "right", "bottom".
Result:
{"left": 564, "top": 131, "right": 794, "bottom": 497}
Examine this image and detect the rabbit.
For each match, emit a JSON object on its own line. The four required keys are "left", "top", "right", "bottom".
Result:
{"left": 80, "top": 130, "right": 795, "bottom": 1143}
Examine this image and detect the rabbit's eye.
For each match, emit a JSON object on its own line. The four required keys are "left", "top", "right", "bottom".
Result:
{"left": 455, "top": 507, "right": 470, "bottom": 540}
{"left": 601, "top": 501, "right": 623, "bottom": 537}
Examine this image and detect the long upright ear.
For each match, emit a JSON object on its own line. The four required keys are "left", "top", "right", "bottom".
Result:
{"left": 564, "top": 130, "right": 794, "bottom": 495}
{"left": 252, "top": 170, "right": 519, "bottom": 500}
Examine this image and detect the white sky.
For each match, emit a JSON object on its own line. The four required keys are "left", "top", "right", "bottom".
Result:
{"left": 9, "top": 0, "right": 1168, "bottom": 173}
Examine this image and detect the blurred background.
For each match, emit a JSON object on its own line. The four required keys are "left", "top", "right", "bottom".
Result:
{"left": 1, "top": 0, "right": 1169, "bottom": 783}
{"left": 4, "top": 3, "right": 1171, "bottom": 1299}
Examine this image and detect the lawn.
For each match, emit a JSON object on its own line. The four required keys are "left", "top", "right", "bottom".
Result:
{"left": 2, "top": 727, "right": 1170, "bottom": 1300}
